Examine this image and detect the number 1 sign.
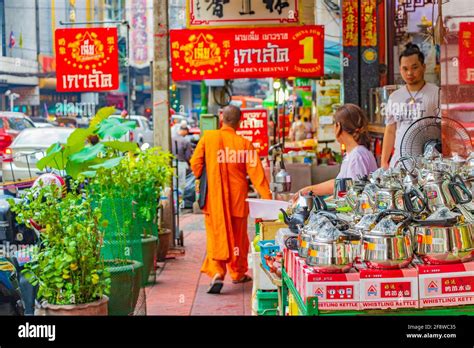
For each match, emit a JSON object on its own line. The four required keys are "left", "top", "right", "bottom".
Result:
{"left": 170, "top": 25, "right": 324, "bottom": 81}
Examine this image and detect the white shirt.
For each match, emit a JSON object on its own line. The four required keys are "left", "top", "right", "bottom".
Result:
{"left": 385, "top": 82, "right": 439, "bottom": 167}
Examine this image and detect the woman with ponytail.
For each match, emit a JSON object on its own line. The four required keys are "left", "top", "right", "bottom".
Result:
{"left": 292, "top": 104, "right": 378, "bottom": 199}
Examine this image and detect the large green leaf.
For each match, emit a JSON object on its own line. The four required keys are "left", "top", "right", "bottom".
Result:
{"left": 79, "top": 171, "right": 97, "bottom": 178}
{"left": 96, "top": 118, "right": 136, "bottom": 140}
{"left": 69, "top": 143, "right": 105, "bottom": 164}
{"left": 89, "top": 106, "right": 116, "bottom": 129}
{"left": 89, "top": 156, "right": 124, "bottom": 170}
{"left": 66, "top": 128, "right": 94, "bottom": 154}
{"left": 37, "top": 142, "right": 67, "bottom": 170}
{"left": 103, "top": 141, "right": 138, "bottom": 153}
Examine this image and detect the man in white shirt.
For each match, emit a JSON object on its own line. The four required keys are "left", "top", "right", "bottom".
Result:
{"left": 381, "top": 43, "right": 440, "bottom": 168}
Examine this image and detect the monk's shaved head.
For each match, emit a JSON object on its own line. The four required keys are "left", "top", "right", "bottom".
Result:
{"left": 222, "top": 105, "right": 241, "bottom": 129}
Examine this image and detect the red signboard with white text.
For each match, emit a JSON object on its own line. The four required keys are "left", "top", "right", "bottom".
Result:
{"left": 236, "top": 109, "right": 269, "bottom": 157}
{"left": 170, "top": 26, "right": 324, "bottom": 81}
{"left": 459, "top": 22, "right": 474, "bottom": 84}
{"left": 55, "top": 27, "right": 119, "bottom": 92}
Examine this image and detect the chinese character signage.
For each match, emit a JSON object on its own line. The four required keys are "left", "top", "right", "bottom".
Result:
{"left": 361, "top": 0, "right": 377, "bottom": 47}
{"left": 459, "top": 22, "right": 474, "bottom": 84}
{"left": 55, "top": 27, "right": 119, "bottom": 92}
{"left": 187, "top": 0, "right": 299, "bottom": 28}
{"left": 170, "top": 26, "right": 324, "bottom": 81}
{"left": 380, "top": 282, "right": 411, "bottom": 298}
{"left": 343, "top": 0, "right": 358, "bottom": 47}
{"left": 236, "top": 109, "right": 269, "bottom": 157}
{"left": 441, "top": 276, "right": 474, "bottom": 294}
{"left": 128, "top": 0, "right": 153, "bottom": 68}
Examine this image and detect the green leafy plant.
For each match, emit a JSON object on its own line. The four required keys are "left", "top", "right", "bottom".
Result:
{"left": 37, "top": 107, "right": 138, "bottom": 179}
{"left": 9, "top": 183, "right": 110, "bottom": 305}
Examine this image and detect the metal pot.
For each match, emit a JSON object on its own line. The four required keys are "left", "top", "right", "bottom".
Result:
{"left": 362, "top": 210, "right": 414, "bottom": 269}
{"left": 414, "top": 217, "right": 474, "bottom": 264}
{"left": 306, "top": 236, "right": 355, "bottom": 273}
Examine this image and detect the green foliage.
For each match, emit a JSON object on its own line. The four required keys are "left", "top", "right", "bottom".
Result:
{"left": 9, "top": 184, "right": 110, "bottom": 305}
{"left": 96, "top": 118, "right": 137, "bottom": 140}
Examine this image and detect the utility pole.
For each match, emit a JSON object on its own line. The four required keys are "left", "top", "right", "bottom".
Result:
{"left": 153, "top": 0, "right": 176, "bottom": 240}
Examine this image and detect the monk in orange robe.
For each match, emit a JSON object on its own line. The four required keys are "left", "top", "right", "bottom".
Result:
{"left": 191, "top": 105, "right": 272, "bottom": 294}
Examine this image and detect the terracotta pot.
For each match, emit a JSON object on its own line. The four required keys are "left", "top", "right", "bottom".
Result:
{"left": 34, "top": 296, "right": 108, "bottom": 316}
{"left": 141, "top": 234, "right": 158, "bottom": 284}
{"left": 157, "top": 229, "right": 172, "bottom": 262}
{"left": 105, "top": 259, "right": 143, "bottom": 316}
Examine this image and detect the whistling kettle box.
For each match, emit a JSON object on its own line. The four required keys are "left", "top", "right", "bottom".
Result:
{"left": 284, "top": 248, "right": 298, "bottom": 281}
{"left": 359, "top": 265, "right": 419, "bottom": 309}
{"left": 417, "top": 261, "right": 474, "bottom": 308}
{"left": 300, "top": 268, "right": 361, "bottom": 311}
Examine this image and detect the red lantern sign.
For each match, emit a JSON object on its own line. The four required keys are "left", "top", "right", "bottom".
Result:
{"left": 170, "top": 26, "right": 324, "bottom": 81}
{"left": 55, "top": 27, "right": 119, "bottom": 92}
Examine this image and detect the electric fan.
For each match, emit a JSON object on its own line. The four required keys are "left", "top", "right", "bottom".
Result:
{"left": 400, "top": 116, "right": 473, "bottom": 159}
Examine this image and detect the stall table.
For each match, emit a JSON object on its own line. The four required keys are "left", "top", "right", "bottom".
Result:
{"left": 281, "top": 269, "right": 474, "bottom": 316}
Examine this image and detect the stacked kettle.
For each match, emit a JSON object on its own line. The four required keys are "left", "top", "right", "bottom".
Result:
{"left": 342, "top": 154, "right": 474, "bottom": 268}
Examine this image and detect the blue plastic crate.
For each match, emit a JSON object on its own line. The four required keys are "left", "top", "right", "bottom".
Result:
{"left": 258, "top": 240, "right": 280, "bottom": 271}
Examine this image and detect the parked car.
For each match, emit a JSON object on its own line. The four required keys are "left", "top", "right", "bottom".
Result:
{"left": 0, "top": 112, "right": 36, "bottom": 155}
{"left": 2, "top": 127, "right": 74, "bottom": 182}
{"left": 29, "top": 117, "right": 57, "bottom": 128}
{"left": 110, "top": 115, "right": 154, "bottom": 146}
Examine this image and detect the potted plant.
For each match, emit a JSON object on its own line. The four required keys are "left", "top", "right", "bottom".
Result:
{"left": 118, "top": 148, "right": 173, "bottom": 283}
{"left": 9, "top": 183, "right": 110, "bottom": 316}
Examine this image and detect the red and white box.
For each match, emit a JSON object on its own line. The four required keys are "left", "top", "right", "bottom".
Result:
{"left": 285, "top": 249, "right": 298, "bottom": 281}
{"left": 300, "top": 268, "right": 361, "bottom": 311}
{"left": 359, "top": 265, "right": 419, "bottom": 309}
{"left": 417, "top": 261, "right": 474, "bottom": 308}
{"left": 295, "top": 257, "right": 309, "bottom": 296}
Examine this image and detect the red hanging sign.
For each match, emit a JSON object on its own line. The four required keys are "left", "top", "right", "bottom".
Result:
{"left": 459, "top": 22, "right": 474, "bottom": 84}
{"left": 361, "top": 0, "right": 377, "bottom": 47}
{"left": 170, "top": 26, "right": 324, "bottom": 81}
{"left": 342, "top": 0, "right": 358, "bottom": 47}
{"left": 236, "top": 109, "right": 269, "bottom": 157}
{"left": 55, "top": 27, "right": 119, "bottom": 92}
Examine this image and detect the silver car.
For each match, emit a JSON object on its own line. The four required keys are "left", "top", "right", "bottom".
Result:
{"left": 110, "top": 115, "right": 154, "bottom": 146}
{"left": 2, "top": 127, "right": 74, "bottom": 182}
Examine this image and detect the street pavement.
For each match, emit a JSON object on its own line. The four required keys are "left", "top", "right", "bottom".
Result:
{"left": 146, "top": 212, "right": 255, "bottom": 315}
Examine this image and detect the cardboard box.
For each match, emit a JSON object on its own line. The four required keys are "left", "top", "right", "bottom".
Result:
{"left": 300, "top": 268, "right": 361, "bottom": 310}
{"left": 417, "top": 261, "right": 474, "bottom": 308}
{"left": 259, "top": 221, "right": 287, "bottom": 241}
{"left": 285, "top": 249, "right": 298, "bottom": 281}
{"left": 295, "top": 256, "right": 308, "bottom": 296}
{"left": 359, "top": 265, "right": 419, "bottom": 309}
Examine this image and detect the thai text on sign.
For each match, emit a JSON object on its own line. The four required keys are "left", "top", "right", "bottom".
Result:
{"left": 55, "top": 27, "right": 119, "bottom": 92}
{"left": 170, "top": 26, "right": 324, "bottom": 81}
{"left": 459, "top": 22, "right": 474, "bottom": 84}
{"left": 236, "top": 109, "right": 269, "bottom": 157}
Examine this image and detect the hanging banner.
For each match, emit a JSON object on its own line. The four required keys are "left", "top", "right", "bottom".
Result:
{"left": 342, "top": 0, "right": 358, "bottom": 47}
{"left": 170, "top": 25, "right": 324, "bottom": 81}
{"left": 128, "top": 0, "right": 154, "bottom": 68}
{"left": 361, "top": 0, "right": 377, "bottom": 47}
{"left": 236, "top": 109, "right": 269, "bottom": 157}
{"left": 187, "top": 0, "right": 299, "bottom": 28}
{"left": 459, "top": 22, "right": 474, "bottom": 85}
{"left": 55, "top": 27, "right": 119, "bottom": 92}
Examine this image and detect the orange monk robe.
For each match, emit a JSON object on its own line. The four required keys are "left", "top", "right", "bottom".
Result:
{"left": 190, "top": 125, "right": 272, "bottom": 280}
